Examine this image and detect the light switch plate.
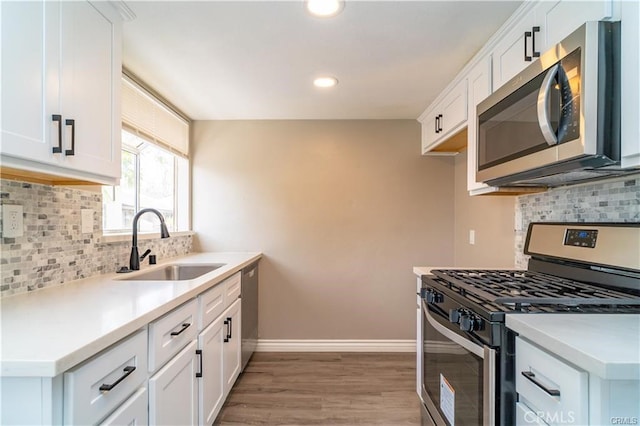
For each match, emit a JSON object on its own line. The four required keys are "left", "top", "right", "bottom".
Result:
{"left": 81, "top": 209, "right": 94, "bottom": 234}
{"left": 2, "top": 204, "right": 24, "bottom": 238}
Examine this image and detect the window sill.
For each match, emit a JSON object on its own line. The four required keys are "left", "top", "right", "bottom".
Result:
{"left": 98, "top": 230, "right": 195, "bottom": 244}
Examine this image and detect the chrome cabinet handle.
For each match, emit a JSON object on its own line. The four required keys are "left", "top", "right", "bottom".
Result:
{"left": 52, "top": 115, "right": 62, "bottom": 153}
{"left": 170, "top": 323, "right": 191, "bottom": 336}
{"left": 99, "top": 366, "right": 136, "bottom": 392}
{"left": 521, "top": 371, "right": 561, "bottom": 396}
{"left": 64, "top": 119, "right": 75, "bottom": 156}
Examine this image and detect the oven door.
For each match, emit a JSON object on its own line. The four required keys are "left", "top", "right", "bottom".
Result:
{"left": 421, "top": 300, "right": 496, "bottom": 426}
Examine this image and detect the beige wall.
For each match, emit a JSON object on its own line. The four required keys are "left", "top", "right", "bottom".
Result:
{"left": 192, "top": 120, "right": 454, "bottom": 340}
{"left": 453, "top": 150, "right": 516, "bottom": 267}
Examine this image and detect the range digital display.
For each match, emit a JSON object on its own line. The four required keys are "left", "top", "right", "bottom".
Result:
{"left": 564, "top": 228, "right": 598, "bottom": 248}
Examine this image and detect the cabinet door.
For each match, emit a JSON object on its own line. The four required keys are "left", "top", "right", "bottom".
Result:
{"left": 1, "top": 1, "right": 61, "bottom": 165}
{"left": 440, "top": 79, "right": 467, "bottom": 138}
{"left": 149, "top": 340, "right": 198, "bottom": 426}
{"left": 222, "top": 299, "right": 242, "bottom": 394}
{"left": 621, "top": 0, "right": 640, "bottom": 168}
{"left": 539, "top": 0, "right": 613, "bottom": 49}
{"left": 420, "top": 77, "right": 467, "bottom": 155}
{"left": 466, "top": 58, "right": 493, "bottom": 193}
{"left": 58, "top": 1, "right": 121, "bottom": 179}
{"left": 420, "top": 109, "right": 439, "bottom": 154}
{"left": 198, "top": 316, "right": 225, "bottom": 425}
{"left": 516, "top": 402, "right": 550, "bottom": 426}
{"left": 99, "top": 387, "right": 148, "bottom": 426}
{"left": 491, "top": 8, "right": 537, "bottom": 90}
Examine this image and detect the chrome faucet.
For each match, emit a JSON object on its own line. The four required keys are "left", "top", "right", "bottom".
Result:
{"left": 129, "top": 208, "right": 170, "bottom": 271}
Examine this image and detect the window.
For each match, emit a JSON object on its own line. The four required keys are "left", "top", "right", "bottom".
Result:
{"left": 102, "top": 75, "right": 190, "bottom": 234}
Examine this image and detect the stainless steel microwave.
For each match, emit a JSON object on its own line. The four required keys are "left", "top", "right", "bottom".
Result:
{"left": 476, "top": 21, "right": 622, "bottom": 187}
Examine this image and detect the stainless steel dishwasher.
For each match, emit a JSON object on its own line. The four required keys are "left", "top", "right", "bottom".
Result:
{"left": 241, "top": 261, "right": 259, "bottom": 371}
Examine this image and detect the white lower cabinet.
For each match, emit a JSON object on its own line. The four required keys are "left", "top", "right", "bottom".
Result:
{"left": 149, "top": 340, "right": 198, "bottom": 426}
{"left": 515, "top": 337, "right": 588, "bottom": 425}
{"left": 198, "top": 314, "right": 225, "bottom": 425}
{"left": 197, "top": 297, "right": 243, "bottom": 425}
{"left": 516, "top": 401, "right": 550, "bottom": 426}
{"left": 63, "top": 329, "right": 148, "bottom": 425}
{"left": 100, "top": 387, "right": 148, "bottom": 426}
{"left": 222, "top": 299, "right": 242, "bottom": 394}
{"left": 1, "top": 277, "right": 247, "bottom": 426}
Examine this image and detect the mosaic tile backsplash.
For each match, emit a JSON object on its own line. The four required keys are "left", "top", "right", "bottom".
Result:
{"left": 0, "top": 179, "right": 192, "bottom": 297}
{"left": 514, "top": 174, "right": 640, "bottom": 268}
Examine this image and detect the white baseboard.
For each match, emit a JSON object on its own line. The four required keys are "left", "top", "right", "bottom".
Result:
{"left": 256, "top": 339, "right": 416, "bottom": 353}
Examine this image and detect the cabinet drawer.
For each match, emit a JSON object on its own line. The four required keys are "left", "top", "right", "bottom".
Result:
{"left": 516, "top": 337, "right": 588, "bottom": 425}
{"left": 224, "top": 272, "right": 242, "bottom": 304}
{"left": 149, "top": 299, "right": 198, "bottom": 372}
{"left": 63, "top": 329, "right": 147, "bottom": 425}
{"left": 99, "top": 387, "right": 148, "bottom": 426}
{"left": 199, "top": 282, "right": 225, "bottom": 330}
{"left": 516, "top": 401, "right": 549, "bottom": 425}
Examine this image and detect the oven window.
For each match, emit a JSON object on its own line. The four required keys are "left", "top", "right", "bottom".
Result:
{"left": 423, "top": 310, "right": 483, "bottom": 425}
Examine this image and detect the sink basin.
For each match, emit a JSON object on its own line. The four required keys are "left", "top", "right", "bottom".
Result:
{"left": 122, "top": 263, "right": 226, "bottom": 281}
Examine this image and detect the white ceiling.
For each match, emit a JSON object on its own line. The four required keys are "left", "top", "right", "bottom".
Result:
{"left": 122, "top": 1, "right": 522, "bottom": 120}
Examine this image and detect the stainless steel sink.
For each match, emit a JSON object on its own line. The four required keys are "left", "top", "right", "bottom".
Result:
{"left": 122, "top": 263, "right": 226, "bottom": 281}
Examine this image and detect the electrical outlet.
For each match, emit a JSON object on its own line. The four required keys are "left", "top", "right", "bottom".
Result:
{"left": 469, "top": 229, "right": 476, "bottom": 245}
{"left": 81, "top": 209, "right": 94, "bottom": 234}
{"left": 2, "top": 204, "right": 24, "bottom": 238}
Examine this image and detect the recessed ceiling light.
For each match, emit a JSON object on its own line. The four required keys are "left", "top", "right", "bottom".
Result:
{"left": 313, "top": 76, "right": 338, "bottom": 88}
{"left": 306, "top": 0, "right": 344, "bottom": 18}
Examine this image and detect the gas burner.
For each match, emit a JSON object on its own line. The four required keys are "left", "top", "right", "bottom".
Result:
{"left": 431, "top": 269, "right": 640, "bottom": 308}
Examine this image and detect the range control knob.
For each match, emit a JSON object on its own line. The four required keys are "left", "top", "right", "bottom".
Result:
{"left": 460, "top": 313, "right": 484, "bottom": 332}
{"left": 426, "top": 290, "right": 443, "bottom": 304}
{"left": 449, "top": 308, "right": 463, "bottom": 324}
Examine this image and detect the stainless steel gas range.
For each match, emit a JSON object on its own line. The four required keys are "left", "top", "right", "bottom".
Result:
{"left": 416, "top": 222, "right": 640, "bottom": 426}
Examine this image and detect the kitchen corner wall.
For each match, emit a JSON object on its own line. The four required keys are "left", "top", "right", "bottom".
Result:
{"left": 192, "top": 120, "right": 454, "bottom": 340}
{"left": 0, "top": 179, "right": 193, "bottom": 297}
{"left": 453, "top": 150, "right": 516, "bottom": 268}
{"left": 515, "top": 174, "right": 640, "bottom": 268}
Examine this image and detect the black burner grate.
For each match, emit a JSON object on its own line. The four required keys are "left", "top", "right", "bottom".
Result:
{"left": 431, "top": 269, "right": 640, "bottom": 307}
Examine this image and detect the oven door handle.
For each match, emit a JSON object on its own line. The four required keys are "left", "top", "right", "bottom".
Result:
{"left": 425, "top": 308, "right": 484, "bottom": 358}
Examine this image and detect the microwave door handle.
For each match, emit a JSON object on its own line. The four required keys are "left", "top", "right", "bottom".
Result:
{"left": 537, "top": 64, "right": 560, "bottom": 146}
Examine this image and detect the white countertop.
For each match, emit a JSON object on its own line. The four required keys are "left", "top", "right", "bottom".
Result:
{"left": 0, "top": 252, "right": 261, "bottom": 377}
{"left": 507, "top": 314, "right": 640, "bottom": 380}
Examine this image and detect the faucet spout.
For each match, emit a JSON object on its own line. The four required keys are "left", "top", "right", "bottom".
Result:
{"left": 130, "top": 208, "right": 170, "bottom": 271}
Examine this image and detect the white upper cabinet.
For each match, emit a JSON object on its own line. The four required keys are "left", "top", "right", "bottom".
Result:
{"left": 0, "top": 1, "right": 122, "bottom": 185}
{"left": 466, "top": 57, "right": 494, "bottom": 194}
{"left": 620, "top": 0, "right": 640, "bottom": 168}
{"left": 492, "top": 0, "right": 614, "bottom": 91}
{"left": 419, "top": 78, "right": 468, "bottom": 155}
{"left": 491, "top": 5, "right": 539, "bottom": 91}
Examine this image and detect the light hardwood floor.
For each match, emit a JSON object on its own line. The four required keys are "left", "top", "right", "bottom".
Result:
{"left": 214, "top": 352, "right": 422, "bottom": 425}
